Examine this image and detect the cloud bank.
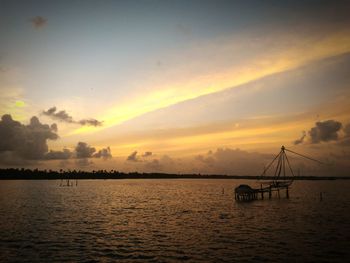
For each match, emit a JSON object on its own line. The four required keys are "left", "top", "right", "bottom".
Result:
{"left": 0, "top": 114, "right": 58, "bottom": 160}
{"left": 0, "top": 114, "right": 111, "bottom": 164}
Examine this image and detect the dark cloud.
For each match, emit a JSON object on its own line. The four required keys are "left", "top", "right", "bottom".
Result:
{"left": 294, "top": 120, "right": 350, "bottom": 145}
{"left": 309, "top": 120, "right": 342, "bottom": 144}
{"left": 45, "top": 149, "right": 72, "bottom": 160}
{"left": 142, "top": 151, "right": 152, "bottom": 157}
{"left": 30, "top": 16, "right": 47, "bottom": 28}
{"left": 43, "top": 107, "right": 74, "bottom": 123}
{"left": 127, "top": 151, "right": 138, "bottom": 162}
{"left": 293, "top": 131, "right": 306, "bottom": 145}
{"left": 93, "top": 147, "right": 112, "bottom": 159}
{"left": 79, "top": 119, "right": 103, "bottom": 127}
{"left": 0, "top": 114, "right": 58, "bottom": 160}
{"left": 42, "top": 107, "right": 102, "bottom": 127}
{"left": 75, "top": 142, "right": 96, "bottom": 158}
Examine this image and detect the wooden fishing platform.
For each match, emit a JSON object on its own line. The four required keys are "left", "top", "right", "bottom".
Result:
{"left": 234, "top": 145, "right": 322, "bottom": 202}
{"left": 234, "top": 182, "right": 290, "bottom": 201}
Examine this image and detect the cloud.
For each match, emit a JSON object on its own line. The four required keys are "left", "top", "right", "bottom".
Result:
{"left": 142, "top": 151, "right": 152, "bottom": 157}
{"left": 309, "top": 120, "right": 342, "bottom": 144}
{"left": 44, "top": 143, "right": 112, "bottom": 161}
{"left": 338, "top": 122, "right": 350, "bottom": 146}
{"left": 75, "top": 142, "right": 96, "bottom": 158}
{"left": 93, "top": 147, "right": 112, "bottom": 159}
{"left": 79, "top": 119, "right": 103, "bottom": 127}
{"left": 45, "top": 149, "right": 72, "bottom": 160}
{"left": 43, "top": 107, "right": 102, "bottom": 127}
{"left": 30, "top": 16, "right": 47, "bottom": 28}
{"left": 0, "top": 114, "right": 58, "bottom": 160}
{"left": 126, "top": 151, "right": 138, "bottom": 162}
{"left": 43, "top": 107, "right": 74, "bottom": 123}
{"left": 294, "top": 120, "right": 350, "bottom": 145}
{"left": 293, "top": 131, "right": 306, "bottom": 145}
{"left": 75, "top": 158, "right": 93, "bottom": 167}
{"left": 50, "top": 123, "right": 58, "bottom": 132}
{"left": 195, "top": 154, "right": 215, "bottom": 167}
{"left": 142, "top": 155, "right": 175, "bottom": 172}
{"left": 126, "top": 151, "right": 155, "bottom": 162}
{"left": 144, "top": 159, "right": 162, "bottom": 170}
{"left": 137, "top": 149, "right": 276, "bottom": 175}
{"left": 194, "top": 148, "right": 274, "bottom": 175}
{"left": 0, "top": 151, "right": 32, "bottom": 166}
{"left": 344, "top": 123, "right": 350, "bottom": 137}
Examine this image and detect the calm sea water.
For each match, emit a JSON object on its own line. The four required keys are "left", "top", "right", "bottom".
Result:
{"left": 0, "top": 179, "right": 349, "bottom": 262}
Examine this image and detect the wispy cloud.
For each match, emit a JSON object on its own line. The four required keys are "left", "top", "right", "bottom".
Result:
{"left": 294, "top": 131, "right": 306, "bottom": 145}
{"left": 43, "top": 107, "right": 103, "bottom": 127}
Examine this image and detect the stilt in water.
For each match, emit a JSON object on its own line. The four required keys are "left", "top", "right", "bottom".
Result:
{"left": 286, "top": 187, "right": 289, "bottom": 199}
{"left": 277, "top": 189, "right": 280, "bottom": 199}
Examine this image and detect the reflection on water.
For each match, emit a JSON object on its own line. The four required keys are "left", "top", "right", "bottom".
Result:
{"left": 0, "top": 179, "right": 349, "bottom": 262}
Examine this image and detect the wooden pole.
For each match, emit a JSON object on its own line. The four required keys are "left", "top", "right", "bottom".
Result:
{"left": 286, "top": 187, "right": 289, "bottom": 199}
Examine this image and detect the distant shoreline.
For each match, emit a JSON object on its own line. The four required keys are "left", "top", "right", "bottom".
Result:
{"left": 0, "top": 168, "right": 348, "bottom": 180}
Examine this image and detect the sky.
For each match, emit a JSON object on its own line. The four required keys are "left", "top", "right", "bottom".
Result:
{"left": 0, "top": 0, "right": 350, "bottom": 176}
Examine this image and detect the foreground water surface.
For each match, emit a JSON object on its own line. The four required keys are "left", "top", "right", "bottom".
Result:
{"left": 0, "top": 179, "right": 349, "bottom": 262}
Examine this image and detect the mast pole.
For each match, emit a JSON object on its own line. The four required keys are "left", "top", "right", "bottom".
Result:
{"left": 259, "top": 150, "right": 282, "bottom": 178}
{"left": 274, "top": 150, "right": 283, "bottom": 180}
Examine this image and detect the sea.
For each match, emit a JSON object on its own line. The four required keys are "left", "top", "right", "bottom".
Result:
{"left": 0, "top": 179, "right": 349, "bottom": 262}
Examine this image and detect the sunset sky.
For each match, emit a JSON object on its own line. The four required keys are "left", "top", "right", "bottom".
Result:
{"left": 1, "top": 0, "right": 350, "bottom": 175}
